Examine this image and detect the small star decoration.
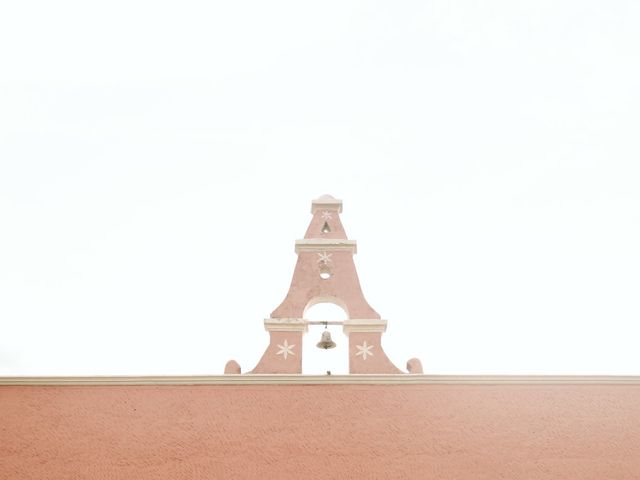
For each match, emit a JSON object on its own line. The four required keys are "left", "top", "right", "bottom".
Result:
{"left": 317, "top": 252, "right": 332, "bottom": 264}
{"left": 321, "top": 210, "right": 332, "bottom": 220}
{"left": 355, "top": 341, "right": 374, "bottom": 360}
{"left": 276, "top": 340, "right": 295, "bottom": 360}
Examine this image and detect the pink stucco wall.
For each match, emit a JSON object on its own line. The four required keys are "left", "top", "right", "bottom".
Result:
{"left": 2, "top": 384, "right": 640, "bottom": 479}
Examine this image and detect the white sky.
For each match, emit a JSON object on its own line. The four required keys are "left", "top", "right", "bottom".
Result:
{"left": 1, "top": 1, "right": 639, "bottom": 376}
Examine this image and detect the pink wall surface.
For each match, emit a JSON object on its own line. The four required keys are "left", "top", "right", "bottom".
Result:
{"left": 2, "top": 384, "right": 640, "bottom": 479}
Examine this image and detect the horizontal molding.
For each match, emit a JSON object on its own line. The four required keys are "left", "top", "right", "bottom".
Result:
{"left": 295, "top": 239, "right": 357, "bottom": 254}
{"left": 264, "top": 318, "right": 308, "bottom": 332}
{"left": 1, "top": 375, "right": 640, "bottom": 386}
{"left": 263, "top": 318, "right": 387, "bottom": 333}
{"left": 343, "top": 319, "right": 387, "bottom": 333}
{"left": 311, "top": 197, "right": 342, "bottom": 213}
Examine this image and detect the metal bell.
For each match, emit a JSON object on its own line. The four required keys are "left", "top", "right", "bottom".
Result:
{"left": 316, "top": 330, "right": 336, "bottom": 349}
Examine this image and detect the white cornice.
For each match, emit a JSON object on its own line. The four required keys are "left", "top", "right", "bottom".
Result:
{"left": 311, "top": 196, "right": 343, "bottom": 213}
{"left": 1, "top": 375, "right": 640, "bottom": 386}
{"left": 264, "top": 318, "right": 308, "bottom": 332}
{"left": 343, "top": 319, "right": 388, "bottom": 333}
{"left": 295, "top": 239, "right": 357, "bottom": 254}
{"left": 263, "top": 318, "right": 387, "bottom": 333}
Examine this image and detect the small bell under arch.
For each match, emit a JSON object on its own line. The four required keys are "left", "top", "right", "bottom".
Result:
{"left": 316, "top": 329, "right": 336, "bottom": 349}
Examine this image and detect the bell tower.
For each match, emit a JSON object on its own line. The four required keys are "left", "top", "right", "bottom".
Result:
{"left": 226, "top": 195, "right": 420, "bottom": 375}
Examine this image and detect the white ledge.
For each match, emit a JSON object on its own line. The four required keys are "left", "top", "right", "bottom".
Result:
{"left": 1, "top": 375, "right": 640, "bottom": 386}
{"left": 295, "top": 239, "right": 357, "bottom": 254}
{"left": 263, "top": 318, "right": 387, "bottom": 332}
{"left": 264, "top": 318, "right": 308, "bottom": 332}
{"left": 343, "top": 319, "right": 388, "bottom": 333}
{"left": 311, "top": 196, "right": 343, "bottom": 213}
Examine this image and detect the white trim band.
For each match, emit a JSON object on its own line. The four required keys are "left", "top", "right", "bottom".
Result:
{"left": 343, "top": 319, "right": 388, "bottom": 333}
{"left": 311, "top": 197, "right": 343, "bottom": 213}
{"left": 263, "top": 318, "right": 387, "bottom": 333}
{"left": 2, "top": 375, "right": 640, "bottom": 386}
{"left": 264, "top": 318, "right": 308, "bottom": 332}
{"left": 295, "top": 239, "right": 357, "bottom": 254}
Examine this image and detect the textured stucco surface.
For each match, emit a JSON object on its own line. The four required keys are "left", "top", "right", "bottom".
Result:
{"left": 2, "top": 384, "right": 640, "bottom": 479}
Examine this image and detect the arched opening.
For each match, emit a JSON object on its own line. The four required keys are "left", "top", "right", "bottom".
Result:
{"left": 318, "top": 263, "right": 332, "bottom": 280}
{"left": 302, "top": 301, "right": 349, "bottom": 374}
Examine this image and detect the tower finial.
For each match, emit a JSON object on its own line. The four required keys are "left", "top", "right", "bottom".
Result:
{"left": 311, "top": 194, "right": 342, "bottom": 213}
